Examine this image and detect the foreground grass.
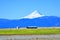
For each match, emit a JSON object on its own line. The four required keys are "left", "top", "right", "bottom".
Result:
{"left": 0, "top": 28, "right": 60, "bottom": 35}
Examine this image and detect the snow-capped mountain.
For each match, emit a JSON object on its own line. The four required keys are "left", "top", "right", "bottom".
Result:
{"left": 23, "top": 10, "right": 45, "bottom": 19}
{"left": 0, "top": 10, "right": 60, "bottom": 28}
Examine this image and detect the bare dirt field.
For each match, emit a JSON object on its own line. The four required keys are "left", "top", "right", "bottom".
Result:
{"left": 0, "top": 35, "right": 60, "bottom": 40}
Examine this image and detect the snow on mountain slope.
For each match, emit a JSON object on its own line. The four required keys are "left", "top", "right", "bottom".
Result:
{"left": 23, "top": 10, "right": 45, "bottom": 19}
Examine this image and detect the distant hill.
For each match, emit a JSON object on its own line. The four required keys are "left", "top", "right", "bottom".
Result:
{"left": 0, "top": 16, "right": 60, "bottom": 28}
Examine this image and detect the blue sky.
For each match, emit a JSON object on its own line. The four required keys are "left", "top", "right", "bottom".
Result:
{"left": 0, "top": 0, "right": 60, "bottom": 19}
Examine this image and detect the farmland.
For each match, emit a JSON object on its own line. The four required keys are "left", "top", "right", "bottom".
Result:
{"left": 0, "top": 28, "right": 60, "bottom": 35}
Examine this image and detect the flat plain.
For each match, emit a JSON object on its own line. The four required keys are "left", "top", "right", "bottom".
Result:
{"left": 0, "top": 28, "right": 60, "bottom": 35}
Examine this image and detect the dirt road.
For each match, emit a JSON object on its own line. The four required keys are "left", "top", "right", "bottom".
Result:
{"left": 0, "top": 35, "right": 60, "bottom": 40}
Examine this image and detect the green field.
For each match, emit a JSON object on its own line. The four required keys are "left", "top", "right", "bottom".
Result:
{"left": 0, "top": 28, "right": 60, "bottom": 35}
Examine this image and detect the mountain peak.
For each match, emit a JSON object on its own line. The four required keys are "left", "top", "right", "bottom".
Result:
{"left": 23, "top": 10, "right": 45, "bottom": 19}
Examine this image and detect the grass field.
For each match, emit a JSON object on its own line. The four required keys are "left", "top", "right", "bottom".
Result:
{"left": 0, "top": 28, "right": 60, "bottom": 35}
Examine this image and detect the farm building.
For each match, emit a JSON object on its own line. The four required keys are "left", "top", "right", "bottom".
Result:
{"left": 26, "top": 26, "right": 37, "bottom": 29}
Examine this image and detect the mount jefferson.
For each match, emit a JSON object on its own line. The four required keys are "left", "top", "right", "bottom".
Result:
{"left": 0, "top": 10, "right": 60, "bottom": 28}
